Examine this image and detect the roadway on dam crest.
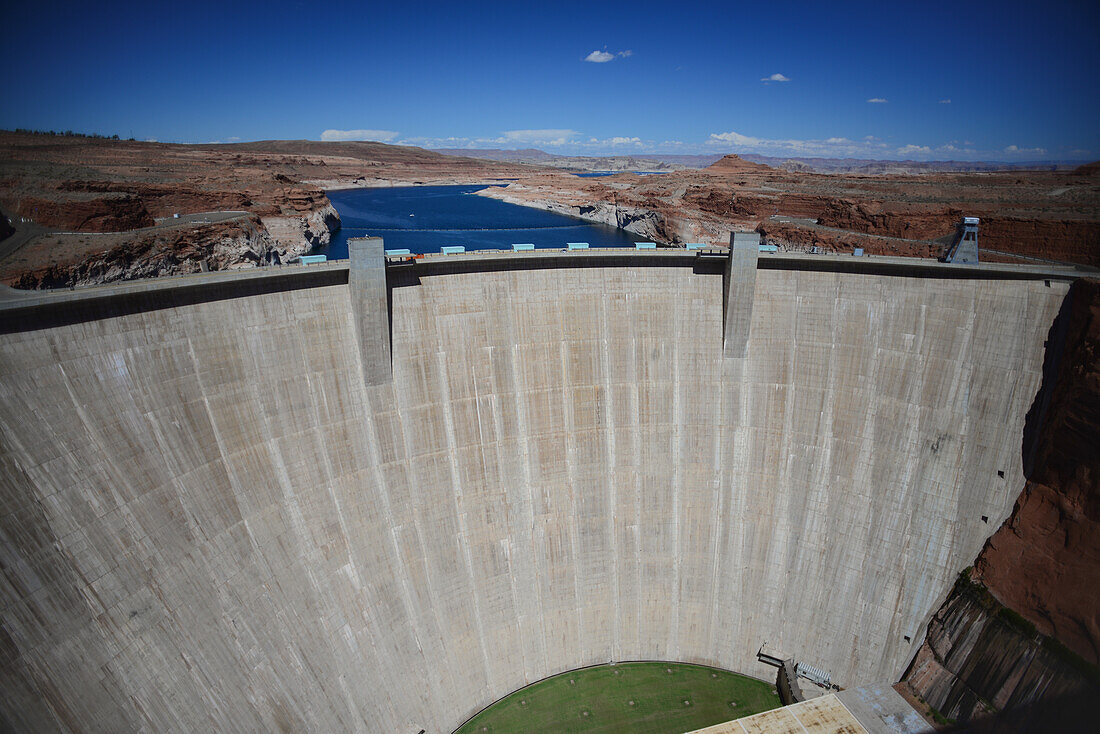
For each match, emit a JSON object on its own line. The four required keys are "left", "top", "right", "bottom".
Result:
{"left": 0, "top": 248, "right": 1074, "bottom": 732}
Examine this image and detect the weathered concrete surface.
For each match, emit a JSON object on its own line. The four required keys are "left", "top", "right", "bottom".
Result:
{"left": 348, "top": 236, "right": 391, "bottom": 385}
{"left": 835, "top": 685, "right": 932, "bottom": 733}
{"left": 724, "top": 232, "right": 759, "bottom": 358}
{"left": 0, "top": 257, "right": 1069, "bottom": 732}
{"left": 690, "top": 686, "right": 934, "bottom": 734}
{"left": 686, "top": 694, "right": 871, "bottom": 734}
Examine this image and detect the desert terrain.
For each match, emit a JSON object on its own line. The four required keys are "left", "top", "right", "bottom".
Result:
{"left": 0, "top": 131, "right": 1097, "bottom": 289}
{"left": 0, "top": 132, "right": 536, "bottom": 288}
{"left": 478, "top": 154, "right": 1100, "bottom": 266}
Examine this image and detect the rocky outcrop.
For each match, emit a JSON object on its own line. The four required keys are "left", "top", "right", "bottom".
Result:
{"left": 757, "top": 219, "right": 942, "bottom": 258}
{"left": 973, "top": 278, "right": 1100, "bottom": 664}
{"left": 704, "top": 154, "right": 773, "bottom": 173}
{"left": 681, "top": 189, "right": 832, "bottom": 222}
{"left": 6, "top": 216, "right": 302, "bottom": 289}
{"left": 817, "top": 200, "right": 1100, "bottom": 265}
{"left": 18, "top": 194, "right": 155, "bottom": 231}
{"left": 902, "top": 573, "right": 1098, "bottom": 724}
{"left": 56, "top": 180, "right": 254, "bottom": 217}
{"left": 483, "top": 186, "right": 675, "bottom": 243}
{"left": 261, "top": 201, "right": 341, "bottom": 255}
{"left": 816, "top": 199, "right": 957, "bottom": 241}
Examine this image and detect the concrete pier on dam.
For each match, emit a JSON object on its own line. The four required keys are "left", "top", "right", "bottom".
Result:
{"left": 0, "top": 243, "right": 1077, "bottom": 732}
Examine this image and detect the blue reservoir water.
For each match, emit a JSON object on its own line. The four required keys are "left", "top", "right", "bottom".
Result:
{"left": 317, "top": 185, "right": 641, "bottom": 258}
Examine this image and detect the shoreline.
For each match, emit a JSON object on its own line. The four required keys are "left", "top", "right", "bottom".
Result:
{"left": 312, "top": 177, "right": 522, "bottom": 193}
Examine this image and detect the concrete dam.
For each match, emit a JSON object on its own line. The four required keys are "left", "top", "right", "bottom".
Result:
{"left": 0, "top": 241, "right": 1074, "bottom": 732}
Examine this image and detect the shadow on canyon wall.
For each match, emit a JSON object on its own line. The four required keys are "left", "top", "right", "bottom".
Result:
{"left": 903, "top": 278, "right": 1100, "bottom": 726}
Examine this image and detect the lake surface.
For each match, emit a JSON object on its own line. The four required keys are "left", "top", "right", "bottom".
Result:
{"left": 317, "top": 185, "right": 641, "bottom": 258}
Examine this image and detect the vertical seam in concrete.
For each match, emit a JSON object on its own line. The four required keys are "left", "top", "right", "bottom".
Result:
{"left": 436, "top": 349, "right": 495, "bottom": 695}
{"left": 391, "top": 335, "right": 458, "bottom": 713}
{"left": 670, "top": 319, "right": 683, "bottom": 658}
{"left": 301, "top": 351, "right": 373, "bottom": 732}
{"left": 707, "top": 267, "right": 729, "bottom": 659}
{"left": 510, "top": 339, "right": 546, "bottom": 677}
{"left": 599, "top": 295, "right": 620, "bottom": 661}
{"left": 630, "top": 311, "right": 642, "bottom": 652}
{"left": 560, "top": 339, "right": 585, "bottom": 660}
{"left": 732, "top": 354, "right": 748, "bottom": 665}
{"left": 359, "top": 383, "right": 444, "bottom": 722}
{"left": 488, "top": 343, "right": 530, "bottom": 684}
{"left": 777, "top": 282, "right": 797, "bottom": 648}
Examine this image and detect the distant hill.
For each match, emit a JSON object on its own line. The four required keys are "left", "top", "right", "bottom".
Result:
{"left": 433, "top": 148, "right": 559, "bottom": 163}
{"left": 738, "top": 154, "right": 1084, "bottom": 174}
{"left": 431, "top": 148, "right": 725, "bottom": 172}
{"left": 430, "top": 146, "right": 1087, "bottom": 175}
{"left": 705, "top": 154, "right": 774, "bottom": 173}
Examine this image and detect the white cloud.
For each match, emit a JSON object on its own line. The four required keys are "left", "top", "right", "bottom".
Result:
{"left": 708, "top": 129, "right": 909, "bottom": 159}
{"left": 1004, "top": 144, "right": 1047, "bottom": 156}
{"left": 704, "top": 130, "right": 1021, "bottom": 161}
{"left": 897, "top": 144, "right": 932, "bottom": 156}
{"left": 408, "top": 126, "right": 1051, "bottom": 161}
{"left": 866, "top": 98, "right": 888, "bottom": 104}
{"left": 499, "top": 129, "right": 580, "bottom": 146}
{"left": 761, "top": 73, "right": 790, "bottom": 83}
{"left": 939, "top": 99, "right": 951, "bottom": 104}
{"left": 709, "top": 131, "right": 766, "bottom": 147}
{"left": 321, "top": 128, "right": 400, "bottom": 142}
{"left": 585, "top": 48, "right": 631, "bottom": 62}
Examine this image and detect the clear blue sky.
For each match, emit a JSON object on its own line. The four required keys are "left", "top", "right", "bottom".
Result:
{"left": 2, "top": 0, "right": 1097, "bottom": 161}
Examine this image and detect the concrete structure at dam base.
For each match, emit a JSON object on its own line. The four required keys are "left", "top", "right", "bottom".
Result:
{"left": 0, "top": 239, "right": 1081, "bottom": 732}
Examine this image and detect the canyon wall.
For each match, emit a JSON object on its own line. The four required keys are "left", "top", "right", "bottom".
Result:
{"left": 974, "top": 279, "right": 1100, "bottom": 663}
{"left": 0, "top": 258, "right": 1068, "bottom": 732}
{"left": 903, "top": 573, "right": 1096, "bottom": 724}
{"left": 901, "top": 279, "right": 1100, "bottom": 727}
{"left": 6, "top": 202, "right": 340, "bottom": 290}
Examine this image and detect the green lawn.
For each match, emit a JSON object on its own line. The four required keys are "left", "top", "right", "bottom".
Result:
{"left": 454, "top": 662, "right": 781, "bottom": 734}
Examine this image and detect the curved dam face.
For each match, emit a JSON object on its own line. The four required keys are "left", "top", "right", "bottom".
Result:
{"left": 0, "top": 255, "right": 1068, "bottom": 732}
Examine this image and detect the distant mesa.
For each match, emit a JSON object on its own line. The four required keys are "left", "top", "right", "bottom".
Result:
{"left": 705, "top": 154, "right": 774, "bottom": 173}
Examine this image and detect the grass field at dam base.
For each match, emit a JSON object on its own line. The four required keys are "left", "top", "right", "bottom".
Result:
{"left": 454, "top": 662, "right": 780, "bottom": 734}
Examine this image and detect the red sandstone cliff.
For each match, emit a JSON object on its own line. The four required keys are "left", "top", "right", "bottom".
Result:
{"left": 18, "top": 194, "right": 155, "bottom": 232}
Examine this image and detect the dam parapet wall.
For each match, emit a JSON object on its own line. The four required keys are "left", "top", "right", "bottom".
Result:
{"left": 0, "top": 249, "right": 1076, "bottom": 732}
